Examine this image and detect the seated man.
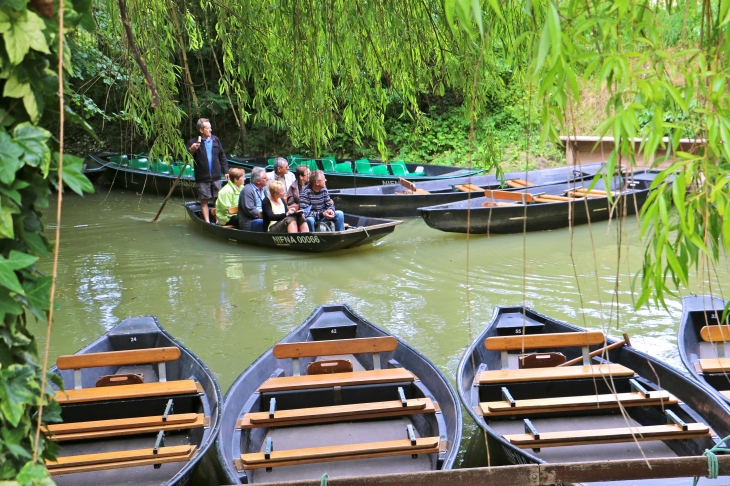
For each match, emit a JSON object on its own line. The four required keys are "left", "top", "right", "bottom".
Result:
{"left": 286, "top": 165, "right": 310, "bottom": 210}
{"left": 215, "top": 168, "right": 245, "bottom": 227}
{"left": 267, "top": 157, "right": 296, "bottom": 191}
{"left": 238, "top": 167, "right": 268, "bottom": 231}
{"left": 299, "top": 170, "right": 344, "bottom": 232}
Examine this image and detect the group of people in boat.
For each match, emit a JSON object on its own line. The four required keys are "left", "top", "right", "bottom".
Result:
{"left": 187, "top": 118, "right": 344, "bottom": 233}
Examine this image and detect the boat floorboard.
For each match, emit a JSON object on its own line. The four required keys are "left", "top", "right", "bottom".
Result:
{"left": 250, "top": 418, "right": 432, "bottom": 483}
{"left": 52, "top": 432, "right": 191, "bottom": 486}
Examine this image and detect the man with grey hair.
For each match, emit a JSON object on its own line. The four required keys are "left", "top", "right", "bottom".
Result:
{"left": 267, "top": 157, "right": 295, "bottom": 191}
{"left": 238, "top": 167, "right": 268, "bottom": 231}
{"left": 186, "top": 118, "right": 229, "bottom": 223}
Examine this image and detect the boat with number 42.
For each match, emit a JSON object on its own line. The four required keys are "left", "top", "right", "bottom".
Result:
{"left": 457, "top": 305, "right": 730, "bottom": 485}
{"left": 419, "top": 169, "right": 662, "bottom": 234}
{"left": 47, "top": 316, "right": 223, "bottom": 486}
{"left": 214, "top": 304, "right": 462, "bottom": 484}
{"left": 678, "top": 294, "right": 730, "bottom": 405}
{"left": 184, "top": 202, "right": 402, "bottom": 252}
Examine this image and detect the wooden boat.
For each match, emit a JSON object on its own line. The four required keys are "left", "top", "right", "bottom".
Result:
{"left": 184, "top": 202, "right": 402, "bottom": 252}
{"left": 48, "top": 316, "right": 222, "bottom": 486}
{"left": 330, "top": 163, "right": 606, "bottom": 217}
{"left": 214, "top": 304, "right": 462, "bottom": 484}
{"left": 457, "top": 305, "right": 730, "bottom": 484}
{"left": 678, "top": 294, "right": 730, "bottom": 405}
{"left": 419, "top": 170, "right": 661, "bottom": 234}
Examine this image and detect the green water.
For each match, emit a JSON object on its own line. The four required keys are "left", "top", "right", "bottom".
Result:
{"left": 33, "top": 189, "right": 730, "bottom": 453}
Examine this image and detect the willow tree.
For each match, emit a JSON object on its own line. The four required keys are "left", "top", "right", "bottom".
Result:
{"left": 96, "top": 0, "right": 728, "bottom": 309}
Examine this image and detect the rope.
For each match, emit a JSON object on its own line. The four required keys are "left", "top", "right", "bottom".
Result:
{"left": 693, "top": 434, "right": 730, "bottom": 486}
{"left": 320, "top": 472, "right": 329, "bottom": 486}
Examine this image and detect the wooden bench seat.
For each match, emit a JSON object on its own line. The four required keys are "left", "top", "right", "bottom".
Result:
{"left": 237, "top": 398, "right": 436, "bottom": 429}
{"left": 257, "top": 368, "right": 415, "bottom": 393}
{"left": 504, "top": 423, "right": 710, "bottom": 449}
{"left": 480, "top": 391, "right": 677, "bottom": 417}
{"left": 720, "top": 390, "right": 730, "bottom": 400}
{"left": 478, "top": 363, "right": 635, "bottom": 385}
{"left": 239, "top": 437, "right": 440, "bottom": 470}
{"left": 54, "top": 379, "right": 202, "bottom": 404}
{"left": 46, "top": 445, "right": 195, "bottom": 475}
{"left": 701, "top": 325, "right": 730, "bottom": 342}
{"left": 697, "top": 358, "right": 730, "bottom": 373}
{"left": 56, "top": 347, "right": 181, "bottom": 370}
{"left": 45, "top": 413, "right": 207, "bottom": 441}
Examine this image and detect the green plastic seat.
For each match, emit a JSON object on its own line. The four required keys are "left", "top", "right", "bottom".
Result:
{"left": 389, "top": 163, "right": 408, "bottom": 177}
{"left": 267, "top": 157, "right": 277, "bottom": 165}
{"left": 335, "top": 162, "right": 353, "bottom": 173}
{"left": 392, "top": 161, "right": 425, "bottom": 176}
{"left": 286, "top": 154, "right": 302, "bottom": 165}
{"left": 150, "top": 161, "right": 171, "bottom": 174}
{"left": 129, "top": 158, "right": 149, "bottom": 170}
{"left": 109, "top": 155, "right": 129, "bottom": 166}
{"left": 355, "top": 159, "right": 373, "bottom": 174}
{"left": 321, "top": 158, "right": 336, "bottom": 171}
{"left": 172, "top": 164, "right": 194, "bottom": 178}
{"left": 371, "top": 164, "right": 389, "bottom": 175}
{"left": 306, "top": 160, "right": 320, "bottom": 171}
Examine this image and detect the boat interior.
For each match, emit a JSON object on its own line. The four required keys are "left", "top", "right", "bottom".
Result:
{"left": 472, "top": 310, "right": 718, "bottom": 475}
{"left": 686, "top": 307, "right": 730, "bottom": 396}
{"left": 232, "top": 315, "right": 447, "bottom": 483}
{"left": 48, "top": 320, "right": 209, "bottom": 485}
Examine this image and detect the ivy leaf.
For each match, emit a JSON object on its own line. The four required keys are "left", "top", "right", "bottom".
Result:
{"left": 16, "top": 461, "right": 54, "bottom": 486}
{"left": 0, "top": 250, "right": 38, "bottom": 295}
{"left": 0, "top": 286, "right": 23, "bottom": 316}
{"left": 22, "top": 89, "right": 39, "bottom": 122}
{"left": 3, "top": 9, "right": 49, "bottom": 65}
{"left": 54, "top": 153, "right": 94, "bottom": 195}
{"left": 0, "top": 197, "right": 19, "bottom": 238}
{"left": 0, "top": 131, "right": 24, "bottom": 184}
{"left": 13, "top": 122, "right": 50, "bottom": 175}
{"left": 0, "top": 366, "right": 34, "bottom": 427}
{"left": 23, "top": 275, "right": 50, "bottom": 320}
{"left": 2, "top": 72, "right": 30, "bottom": 98}
{"left": 0, "top": 0, "right": 30, "bottom": 10}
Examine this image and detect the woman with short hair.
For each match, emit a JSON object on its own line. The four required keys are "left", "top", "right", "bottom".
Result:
{"left": 262, "top": 180, "right": 308, "bottom": 233}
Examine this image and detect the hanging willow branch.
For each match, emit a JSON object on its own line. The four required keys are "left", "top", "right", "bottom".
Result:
{"left": 118, "top": 0, "right": 158, "bottom": 108}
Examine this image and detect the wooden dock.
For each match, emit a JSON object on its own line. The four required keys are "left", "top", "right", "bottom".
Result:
{"left": 559, "top": 135, "right": 706, "bottom": 167}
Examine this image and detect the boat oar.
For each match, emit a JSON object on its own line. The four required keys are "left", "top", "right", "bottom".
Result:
{"left": 151, "top": 160, "right": 191, "bottom": 223}
{"left": 558, "top": 333, "right": 631, "bottom": 367}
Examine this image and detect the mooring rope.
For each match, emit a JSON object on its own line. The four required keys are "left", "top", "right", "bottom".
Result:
{"left": 693, "top": 434, "right": 730, "bottom": 485}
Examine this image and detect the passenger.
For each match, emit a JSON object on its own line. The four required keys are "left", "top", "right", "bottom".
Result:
{"left": 215, "top": 168, "right": 245, "bottom": 227}
{"left": 286, "top": 165, "right": 311, "bottom": 210}
{"left": 267, "top": 157, "right": 296, "bottom": 191}
{"left": 238, "top": 167, "right": 268, "bottom": 231}
{"left": 299, "top": 170, "right": 345, "bottom": 232}
{"left": 263, "top": 180, "right": 308, "bottom": 233}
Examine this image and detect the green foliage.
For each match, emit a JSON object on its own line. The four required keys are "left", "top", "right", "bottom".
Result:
{"left": 0, "top": 0, "right": 94, "bottom": 483}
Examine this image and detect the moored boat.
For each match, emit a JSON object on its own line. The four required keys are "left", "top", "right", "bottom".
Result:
{"left": 419, "top": 169, "right": 661, "bottom": 234}
{"left": 457, "top": 305, "right": 730, "bottom": 485}
{"left": 215, "top": 304, "right": 462, "bottom": 484}
{"left": 184, "top": 202, "right": 402, "bottom": 252}
{"left": 678, "top": 294, "right": 730, "bottom": 405}
{"left": 48, "top": 316, "right": 222, "bottom": 486}
{"left": 330, "top": 162, "right": 606, "bottom": 217}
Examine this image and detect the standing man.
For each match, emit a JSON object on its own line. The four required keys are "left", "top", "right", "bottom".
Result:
{"left": 186, "top": 118, "right": 229, "bottom": 223}
{"left": 299, "top": 170, "right": 344, "bottom": 231}
{"left": 267, "top": 157, "right": 296, "bottom": 191}
{"left": 238, "top": 167, "right": 268, "bottom": 231}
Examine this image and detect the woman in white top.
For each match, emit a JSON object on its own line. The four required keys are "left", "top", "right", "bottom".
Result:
{"left": 262, "top": 180, "right": 308, "bottom": 233}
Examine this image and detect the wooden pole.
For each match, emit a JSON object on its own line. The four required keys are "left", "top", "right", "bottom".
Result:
{"left": 272, "top": 455, "right": 730, "bottom": 486}
{"left": 558, "top": 333, "right": 631, "bottom": 367}
{"left": 151, "top": 160, "right": 190, "bottom": 223}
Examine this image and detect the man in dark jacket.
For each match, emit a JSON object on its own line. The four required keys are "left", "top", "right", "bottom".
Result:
{"left": 186, "top": 118, "right": 230, "bottom": 223}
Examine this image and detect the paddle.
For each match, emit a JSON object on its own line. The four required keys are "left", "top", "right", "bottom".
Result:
{"left": 558, "top": 333, "right": 631, "bottom": 367}
{"left": 151, "top": 159, "right": 191, "bottom": 223}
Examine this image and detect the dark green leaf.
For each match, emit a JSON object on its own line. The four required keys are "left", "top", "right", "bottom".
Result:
{"left": 0, "top": 132, "right": 24, "bottom": 185}
{"left": 22, "top": 275, "right": 50, "bottom": 320}
{"left": 54, "top": 153, "right": 94, "bottom": 195}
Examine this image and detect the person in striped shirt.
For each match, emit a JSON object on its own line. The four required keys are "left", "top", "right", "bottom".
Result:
{"left": 299, "top": 170, "right": 344, "bottom": 232}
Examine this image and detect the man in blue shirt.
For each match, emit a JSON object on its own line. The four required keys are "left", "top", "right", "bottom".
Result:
{"left": 186, "top": 118, "right": 230, "bottom": 223}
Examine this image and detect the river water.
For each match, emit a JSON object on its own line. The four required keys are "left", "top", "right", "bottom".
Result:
{"left": 34, "top": 188, "right": 729, "bottom": 466}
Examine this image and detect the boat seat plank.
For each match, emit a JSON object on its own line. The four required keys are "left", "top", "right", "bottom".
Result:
{"left": 720, "top": 390, "right": 730, "bottom": 400}
{"left": 54, "top": 379, "right": 202, "bottom": 404}
{"left": 238, "top": 398, "right": 435, "bottom": 429}
{"left": 46, "top": 445, "right": 195, "bottom": 475}
{"left": 697, "top": 358, "right": 730, "bottom": 373}
{"left": 258, "top": 368, "right": 415, "bottom": 393}
{"left": 480, "top": 391, "right": 678, "bottom": 417}
{"left": 454, "top": 183, "right": 483, "bottom": 192}
{"left": 240, "top": 437, "right": 440, "bottom": 470}
{"left": 478, "top": 364, "right": 635, "bottom": 385}
{"left": 45, "top": 413, "right": 206, "bottom": 441}
{"left": 273, "top": 337, "right": 397, "bottom": 359}
{"left": 504, "top": 423, "right": 710, "bottom": 449}
{"left": 56, "top": 347, "right": 180, "bottom": 370}
{"left": 701, "top": 325, "right": 730, "bottom": 342}
{"left": 484, "top": 190, "right": 536, "bottom": 203}
{"left": 485, "top": 331, "right": 605, "bottom": 351}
